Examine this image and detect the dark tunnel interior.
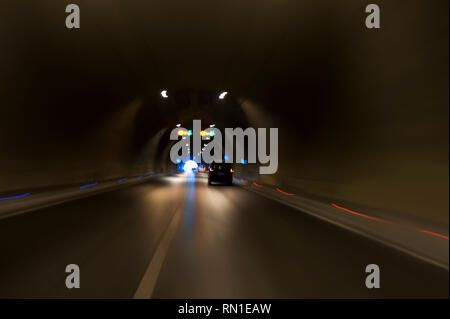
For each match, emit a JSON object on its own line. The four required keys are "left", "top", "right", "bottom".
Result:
{"left": 0, "top": 0, "right": 448, "bottom": 227}
{"left": 0, "top": 0, "right": 449, "bottom": 302}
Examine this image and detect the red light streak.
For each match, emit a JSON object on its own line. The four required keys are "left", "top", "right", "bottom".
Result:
{"left": 330, "top": 203, "right": 390, "bottom": 223}
{"left": 276, "top": 188, "right": 294, "bottom": 196}
{"left": 420, "top": 230, "right": 449, "bottom": 240}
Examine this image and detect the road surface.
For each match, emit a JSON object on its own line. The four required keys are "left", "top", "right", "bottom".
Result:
{"left": 0, "top": 174, "right": 447, "bottom": 298}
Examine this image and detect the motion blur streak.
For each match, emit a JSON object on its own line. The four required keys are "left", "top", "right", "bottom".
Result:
{"left": 276, "top": 188, "right": 295, "bottom": 196}
{"left": 331, "top": 203, "right": 391, "bottom": 223}
{"left": 253, "top": 182, "right": 263, "bottom": 187}
{"left": 0, "top": 193, "right": 31, "bottom": 201}
{"left": 79, "top": 183, "right": 98, "bottom": 189}
{"left": 332, "top": 204, "right": 449, "bottom": 240}
{"left": 420, "top": 230, "right": 449, "bottom": 240}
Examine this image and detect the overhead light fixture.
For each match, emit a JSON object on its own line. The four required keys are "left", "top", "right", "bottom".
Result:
{"left": 176, "top": 124, "right": 181, "bottom": 127}
{"left": 161, "top": 90, "right": 168, "bottom": 98}
{"left": 219, "top": 92, "right": 228, "bottom": 99}
{"left": 209, "top": 124, "right": 215, "bottom": 128}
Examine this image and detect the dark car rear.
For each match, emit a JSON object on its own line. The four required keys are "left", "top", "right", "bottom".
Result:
{"left": 208, "top": 163, "right": 233, "bottom": 185}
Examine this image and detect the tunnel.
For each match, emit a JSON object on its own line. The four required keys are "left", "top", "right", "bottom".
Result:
{"left": 0, "top": 0, "right": 448, "bottom": 299}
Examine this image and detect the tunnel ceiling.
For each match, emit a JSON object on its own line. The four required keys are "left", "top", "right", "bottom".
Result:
{"left": 1, "top": 0, "right": 353, "bottom": 152}
{"left": 2, "top": 0, "right": 340, "bottom": 111}
{"left": 1, "top": 0, "right": 447, "bottom": 142}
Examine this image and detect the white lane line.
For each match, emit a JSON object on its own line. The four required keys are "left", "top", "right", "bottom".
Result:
{"left": 133, "top": 208, "right": 182, "bottom": 299}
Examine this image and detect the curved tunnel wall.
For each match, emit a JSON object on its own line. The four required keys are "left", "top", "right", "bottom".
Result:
{"left": 0, "top": 0, "right": 448, "bottom": 225}
{"left": 234, "top": 1, "right": 449, "bottom": 224}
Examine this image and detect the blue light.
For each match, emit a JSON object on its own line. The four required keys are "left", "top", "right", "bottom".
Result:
{"left": 138, "top": 175, "right": 143, "bottom": 179}
{"left": 80, "top": 182, "right": 98, "bottom": 189}
{"left": 0, "top": 192, "right": 31, "bottom": 201}
{"left": 183, "top": 160, "right": 198, "bottom": 172}
{"left": 118, "top": 178, "right": 128, "bottom": 183}
{"left": 224, "top": 155, "right": 230, "bottom": 161}
{"left": 241, "top": 159, "right": 248, "bottom": 164}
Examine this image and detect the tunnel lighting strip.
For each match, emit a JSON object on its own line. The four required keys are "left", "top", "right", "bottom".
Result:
{"left": 330, "top": 203, "right": 390, "bottom": 223}
{"left": 0, "top": 193, "right": 31, "bottom": 201}
{"left": 276, "top": 188, "right": 295, "bottom": 196}
{"left": 253, "top": 182, "right": 263, "bottom": 187}
{"left": 331, "top": 203, "right": 449, "bottom": 240}
{"left": 420, "top": 230, "right": 449, "bottom": 240}
{"left": 118, "top": 178, "right": 128, "bottom": 183}
{"left": 79, "top": 182, "right": 98, "bottom": 189}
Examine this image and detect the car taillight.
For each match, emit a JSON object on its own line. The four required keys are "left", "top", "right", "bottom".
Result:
{"left": 230, "top": 168, "right": 234, "bottom": 173}
{"left": 209, "top": 168, "right": 214, "bottom": 172}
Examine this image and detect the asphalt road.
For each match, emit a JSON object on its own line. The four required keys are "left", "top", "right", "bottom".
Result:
{"left": 0, "top": 173, "right": 447, "bottom": 298}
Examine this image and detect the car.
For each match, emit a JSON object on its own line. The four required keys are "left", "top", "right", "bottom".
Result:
{"left": 208, "top": 162, "right": 234, "bottom": 185}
